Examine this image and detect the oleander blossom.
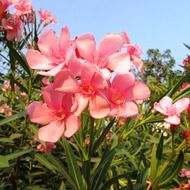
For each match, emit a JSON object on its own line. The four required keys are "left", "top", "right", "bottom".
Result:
{"left": 1, "top": 14, "right": 22, "bottom": 41}
{"left": 154, "top": 96, "right": 189, "bottom": 125}
{"left": 26, "top": 26, "right": 75, "bottom": 76}
{"left": 0, "top": 0, "right": 11, "bottom": 21}
{"left": 39, "top": 9, "right": 56, "bottom": 24}
{"left": 27, "top": 84, "right": 81, "bottom": 142}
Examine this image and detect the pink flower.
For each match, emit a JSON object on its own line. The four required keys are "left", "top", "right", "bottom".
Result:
{"left": 11, "top": 0, "right": 32, "bottom": 15}
{"left": 38, "top": 9, "right": 56, "bottom": 24}
{"left": 75, "top": 32, "right": 132, "bottom": 74}
{"left": 0, "top": 0, "right": 11, "bottom": 21}
{"left": 2, "top": 80, "right": 11, "bottom": 91}
{"left": 182, "top": 55, "right": 190, "bottom": 68}
{"left": 54, "top": 61, "right": 110, "bottom": 119}
{"left": 0, "top": 103, "right": 12, "bottom": 116}
{"left": 154, "top": 96, "right": 189, "bottom": 125}
{"left": 26, "top": 26, "right": 75, "bottom": 76}
{"left": 180, "top": 169, "right": 190, "bottom": 179}
{"left": 108, "top": 72, "right": 150, "bottom": 118}
{"left": 2, "top": 14, "right": 22, "bottom": 41}
{"left": 37, "top": 142, "right": 55, "bottom": 153}
{"left": 27, "top": 84, "right": 81, "bottom": 142}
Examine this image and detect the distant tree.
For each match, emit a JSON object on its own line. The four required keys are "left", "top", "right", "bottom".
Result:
{"left": 141, "top": 49, "right": 183, "bottom": 99}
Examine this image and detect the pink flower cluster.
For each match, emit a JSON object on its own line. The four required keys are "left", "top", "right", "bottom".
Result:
{"left": 180, "top": 169, "right": 190, "bottom": 179}
{"left": 0, "top": 103, "right": 12, "bottom": 116}
{"left": 0, "top": 0, "right": 56, "bottom": 41}
{"left": 26, "top": 27, "right": 150, "bottom": 143}
{"left": 154, "top": 96, "right": 189, "bottom": 125}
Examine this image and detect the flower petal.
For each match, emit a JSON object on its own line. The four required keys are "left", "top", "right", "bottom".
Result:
{"left": 127, "top": 81, "right": 150, "bottom": 101}
{"left": 27, "top": 102, "right": 54, "bottom": 125}
{"left": 38, "top": 29, "right": 56, "bottom": 55}
{"left": 73, "top": 94, "right": 89, "bottom": 116}
{"left": 89, "top": 94, "right": 110, "bottom": 118}
{"left": 26, "top": 49, "right": 53, "bottom": 70}
{"left": 174, "top": 98, "right": 190, "bottom": 114}
{"left": 64, "top": 115, "right": 81, "bottom": 137}
{"left": 154, "top": 96, "right": 173, "bottom": 115}
{"left": 122, "top": 101, "right": 138, "bottom": 117}
{"left": 108, "top": 52, "right": 131, "bottom": 74}
{"left": 54, "top": 70, "right": 79, "bottom": 93}
{"left": 37, "top": 63, "right": 64, "bottom": 76}
{"left": 38, "top": 121, "right": 65, "bottom": 142}
{"left": 165, "top": 115, "right": 180, "bottom": 125}
{"left": 75, "top": 33, "right": 96, "bottom": 62}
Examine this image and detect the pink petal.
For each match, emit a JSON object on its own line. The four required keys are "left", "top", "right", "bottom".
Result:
{"left": 64, "top": 115, "right": 81, "bottom": 137}
{"left": 120, "top": 32, "right": 130, "bottom": 45}
{"left": 122, "top": 101, "right": 139, "bottom": 117}
{"left": 128, "top": 81, "right": 150, "bottom": 101}
{"left": 156, "top": 96, "right": 173, "bottom": 115}
{"left": 75, "top": 33, "right": 96, "bottom": 62}
{"left": 54, "top": 70, "right": 79, "bottom": 93}
{"left": 108, "top": 52, "right": 131, "bottom": 74}
{"left": 89, "top": 94, "right": 110, "bottom": 118}
{"left": 131, "top": 55, "right": 144, "bottom": 72}
{"left": 38, "top": 29, "right": 56, "bottom": 55}
{"left": 98, "top": 34, "right": 124, "bottom": 57}
{"left": 42, "top": 84, "right": 67, "bottom": 110}
{"left": 73, "top": 94, "right": 89, "bottom": 116}
{"left": 81, "top": 61, "right": 96, "bottom": 83}
{"left": 27, "top": 102, "right": 54, "bottom": 125}
{"left": 174, "top": 98, "right": 190, "bottom": 114}
{"left": 38, "top": 121, "right": 65, "bottom": 142}
{"left": 37, "top": 63, "right": 64, "bottom": 76}
{"left": 111, "top": 73, "right": 135, "bottom": 96}
{"left": 59, "top": 26, "right": 70, "bottom": 50}
{"left": 164, "top": 115, "right": 180, "bottom": 125}
{"left": 26, "top": 49, "right": 53, "bottom": 70}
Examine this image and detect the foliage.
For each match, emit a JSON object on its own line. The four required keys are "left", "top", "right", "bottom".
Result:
{"left": 0, "top": 1, "right": 190, "bottom": 190}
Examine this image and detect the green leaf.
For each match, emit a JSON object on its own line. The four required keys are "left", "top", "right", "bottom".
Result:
{"left": 10, "top": 47, "right": 31, "bottom": 76}
{"left": 35, "top": 153, "right": 77, "bottom": 189}
{"left": 92, "top": 119, "right": 115, "bottom": 153}
{"left": 184, "top": 43, "right": 190, "bottom": 50}
{"left": 62, "top": 139, "right": 86, "bottom": 190}
{"left": 4, "top": 149, "right": 33, "bottom": 160}
{"left": 159, "top": 151, "right": 184, "bottom": 186}
{"left": 99, "top": 174, "right": 128, "bottom": 190}
{"left": 156, "top": 134, "right": 163, "bottom": 163}
{"left": 35, "top": 153, "right": 57, "bottom": 173}
{"left": 150, "top": 144, "right": 157, "bottom": 182}
{"left": 0, "top": 156, "right": 9, "bottom": 168}
{"left": 166, "top": 72, "right": 190, "bottom": 97}
{"left": 173, "top": 86, "right": 190, "bottom": 101}
{"left": 0, "top": 111, "right": 26, "bottom": 126}
{"left": 59, "top": 182, "right": 66, "bottom": 190}
{"left": 91, "top": 148, "right": 115, "bottom": 190}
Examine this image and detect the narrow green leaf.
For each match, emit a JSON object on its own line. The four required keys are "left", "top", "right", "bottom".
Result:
{"left": 166, "top": 72, "right": 190, "bottom": 97}
{"left": 150, "top": 144, "right": 157, "bottom": 182}
{"left": 159, "top": 151, "right": 184, "bottom": 186}
{"left": 0, "top": 156, "right": 9, "bottom": 168}
{"left": 91, "top": 148, "right": 115, "bottom": 190}
{"left": 59, "top": 181, "right": 66, "bottom": 190}
{"left": 173, "top": 86, "right": 190, "bottom": 101}
{"left": 92, "top": 119, "right": 115, "bottom": 153}
{"left": 35, "top": 153, "right": 57, "bottom": 173}
{"left": 0, "top": 111, "right": 26, "bottom": 126}
{"left": 5, "top": 149, "right": 33, "bottom": 160}
{"left": 99, "top": 174, "right": 128, "bottom": 190}
{"left": 62, "top": 139, "right": 86, "bottom": 190}
{"left": 156, "top": 134, "right": 163, "bottom": 162}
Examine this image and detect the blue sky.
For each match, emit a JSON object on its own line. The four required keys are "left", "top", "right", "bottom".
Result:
{"left": 33, "top": 0, "right": 190, "bottom": 68}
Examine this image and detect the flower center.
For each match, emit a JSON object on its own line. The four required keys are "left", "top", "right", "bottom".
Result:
{"left": 80, "top": 84, "right": 95, "bottom": 96}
